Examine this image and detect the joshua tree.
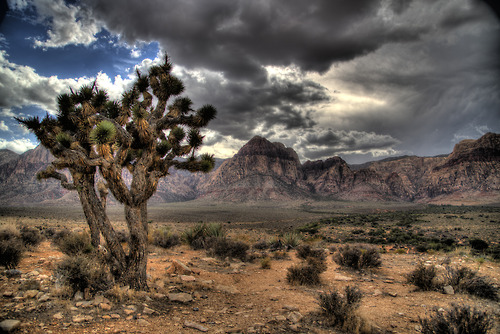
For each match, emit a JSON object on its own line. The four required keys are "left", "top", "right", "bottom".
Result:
{"left": 17, "top": 55, "right": 216, "bottom": 289}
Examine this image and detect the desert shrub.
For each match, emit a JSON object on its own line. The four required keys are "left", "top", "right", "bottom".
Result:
{"left": 208, "top": 237, "right": 249, "bottom": 261}
{"left": 444, "top": 266, "right": 498, "bottom": 301}
{"left": 470, "top": 238, "right": 489, "bottom": 252}
{"left": 318, "top": 286, "right": 364, "bottom": 331}
{"left": 182, "top": 222, "right": 225, "bottom": 250}
{"left": 268, "top": 236, "right": 284, "bottom": 250}
{"left": 0, "top": 239, "right": 24, "bottom": 269}
{"left": 260, "top": 257, "right": 271, "bottom": 269}
{"left": 296, "top": 221, "right": 322, "bottom": 234}
{"left": 56, "top": 231, "right": 94, "bottom": 256}
{"left": 296, "top": 244, "right": 325, "bottom": 261}
{"left": 406, "top": 263, "right": 438, "bottom": 291}
{"left": 486, "top": 244, "right": 500, "bottom": 260}
{"left": 19, "top": 225, "right": 43, "bottom": 247}
{"left": 419, "top": 305, "right": 492, "bottom": 334}
{"left": 151, "top": 227, "right": 180, "bottom": 249}
{"left": 55, "top": 254, "right": 113, "bottom": 295}
{"left": 282, "top": 232, "right": 302, "bottom": 249}
{"left": 272, "top": 250, "right": 288, "bottom": 260}
{"left": 286, "top": 263, "right": 321, "bottom": 285}
{"left": 333, "top": 244, "right": 381, "bottom": 270}
{"left": 253, "top": 240, "right": 269, "bottom": 250}
{"left": 0, "top": 225, "right": 20, "bottom": 241}
{"left": 51, "top": 228, "right": 71, "bottom": 244}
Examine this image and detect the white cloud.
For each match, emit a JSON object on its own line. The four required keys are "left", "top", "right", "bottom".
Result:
{"left": 0, "top": 138, "right": 37, "bottom": 153}
{"left": 0, "top": 121, "right": 9, "bottom": 132}
{"left": 31, "top": 0, "right": 102, "bottom": 48}
{"left": 0, "top": 50, "right": 153, "bottom": 115}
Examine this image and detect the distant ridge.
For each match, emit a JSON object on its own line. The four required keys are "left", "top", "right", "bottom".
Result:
{"left": 0, "top": 133, "right": 499, "bottom": 205}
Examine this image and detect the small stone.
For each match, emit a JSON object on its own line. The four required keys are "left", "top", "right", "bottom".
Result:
{"left": 387, "top": 292, "right": 398, "bottom": 297}
{"left": 100, "top": 303, "right": 112, "bottom": 311}
{"left": 443, "top": 285, "right": 454, "bottom": 295}
{"left": 275, "top": 315, "right": 287, "bottom": 321}
{"left": 137, "top": 319, "right": 150, "bottom": 326}
{"left": 373, "top": 289, "right": 383, "bottom": 296}
{"left": 4, "top": 269, "right": 22, "bottom": 278}
{"left": 184, "top": 321, "right": 208, "bottom": 332}
{"left": 0, "top": 319, "right": 21, "bottom": 333}
{"left": 287, "top": 311, "right": 303, "bottom": 323}
{"left": 73, "top": 291, "right": 84, "bottom": 301}
{"left": 168, "top": 293, "right": 193, "bottom": 303}
{"left": 180, "top": 275, "right": 196, "bottom": 282}
{"left": 282, "top": 305, "right": 299, "bottom": 312}
{"left": 124, "top": 309, "right": 135, "bottom": 315}
{"left": 3, "top": 291, "right": 14, "bottom": 298}
{"left": 52, "top": 312, "right": 64, "bottom": 320}
{"left": 166, "top": 260, "right": 192, "bottom": 275}
{"left": 143, "top": 307, "right": 155, "bottom": 315}
{"left": 216, "top": 285, "right": 239, "bottom": 294}
{"left": 23, "top": 290, "right": 39, "bottom": 299}
{"left": 38, "top": 294, "right": 51, "bottom": 302}
{"left": 110, "top": 314, "right": 121, "bottom": 319}
{"left": 334, "top": 274, "right": 353, "bottom": 281}
{"left": 72, "top": 315, "right": 92, "bottom": 323}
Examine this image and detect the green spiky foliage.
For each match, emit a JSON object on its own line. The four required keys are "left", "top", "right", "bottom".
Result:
{"left": 16, "top": 54, "right": 217, "bottom": 291}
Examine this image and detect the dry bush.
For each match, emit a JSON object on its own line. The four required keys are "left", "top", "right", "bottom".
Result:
{"left": 317, "top": 286, "right": 369, "bottom": 333}
{"left": 286, "top": 263, "right": 322, "bottom": 286}
{"left": 151, "top": 227, "right": 180, "bottom": 249}
{"left": 333, "top": 244, "right": 381, "bottom": 270}
{"left": 260, "top": 257, "right": 271, "bottom": 269}
{"left": 55, "top": 254, "right": 113, "bottom": 295}
{"left": 56, "top": 231, "right": 94, "bottom": 256}
{"left": 419, "top": 305, "right": 493, "bottom": 334}
{"left": 0, "top": 238, "right": 24, "bottom": 269}
{"left": 19, "top": 225, "right": 43, "bottom": 248}
{"left": 208, "top": 237, "right": 249, "bottom": 261}
{"left": 445, "top": 266, "right": 498, "bottom": 301}
{"left": 406, "top": 263, "right": 438, "bottom": 291}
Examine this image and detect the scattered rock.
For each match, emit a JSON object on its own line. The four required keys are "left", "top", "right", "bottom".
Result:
{"left": 168, "top": 293, "right": 193, "bottom": 303}
{"left": 282, "top": 305, "right": 299, "bottom": 312}
{"left": 443, "top": 285, "right": 454, "bottom": 295}
{"left": 373, "top": 289, "right": 383, "bottom": 296}
{"left": 180, "top": 275, "right": 196, "bottom": 282}
{"left": 334, "top": 274, "right": 353, "bottom": 281}
{"left": 287, "top": 311, "right": 303, "bottom": 323}
{"left": 166, "top": 260, "right": 192, "bottom": 275}
{"left": 52, "top": 312, "right": 64, "bottom": 320}
{"left": 0, "top": 319, "right": 21, "bottom": 333}
{"left": 99, "top": 303, "right": 112, "bottom": 311}
{"left": 4, "top": 269, "right": 22, "bottom": 278}
{"left": 184, "top": 321, "right": 208, "bottom": 332}
{"left": 110, "top": 314, "right": 121, "bottom": 319}
{"left": 143, "top": 307, "right": 155, "bottom": 315}
{"left": 73, "top": 291, "right": 84, "bottom": 302}
{"left": 137, "top": 319, "right": 150, "bottom": 326}
{"left": 23, "top": 290, "right": 39, "bottom": 299}
{"left": 215, "top": 285, "right": 239, "bottom": 294}
{"left": 72, "top": 314, "right": 93, "bottom": 323}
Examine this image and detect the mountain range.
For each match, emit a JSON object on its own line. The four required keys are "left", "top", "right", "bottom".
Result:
{"left": 0, "top": 133, "right": 499, "bottom": 205}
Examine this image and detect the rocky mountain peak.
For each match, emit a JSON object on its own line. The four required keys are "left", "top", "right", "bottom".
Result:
{"left": 235, "top": 136, "right": 300, "bottom": 163}
{"left": 440, "top": 132, "right": 500, "bottom": 168}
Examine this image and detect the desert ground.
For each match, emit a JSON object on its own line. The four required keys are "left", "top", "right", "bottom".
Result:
{"left": 0, "top": 200, "right": 499, "bottom": 333}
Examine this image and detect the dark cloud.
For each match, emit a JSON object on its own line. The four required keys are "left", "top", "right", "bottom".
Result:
{"left": 83, "top": 0, "right": 428, "bottom": 78}
{"left": 80, "top": 0, "right": 499, "bottom": 163}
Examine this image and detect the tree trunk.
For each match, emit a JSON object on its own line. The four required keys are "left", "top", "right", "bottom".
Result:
{"left": 76, "top": 172, "right": 128, "bottom": 276}
{"left": 74, "top": 173, "right": 101, "bottom": 248}
{"left": 122, "top": 203, "right": 149, "bottom": 290}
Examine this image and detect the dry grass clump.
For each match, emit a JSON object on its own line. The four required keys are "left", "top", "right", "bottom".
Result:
{"left": 287, "top": 245, "right": 328, "bottom": 286}
{"left": 419, "top": 305, "right": 493, "bottom": 334}
{"left": 333, "top": 244, "right": 381, "bottom": 270}
{"left": 406, "top": 262, "right": 438, "bottom": 291}
{"left": 55, "top": 231, "right": 94, "bottom": 256}
{"left": 150, "top": 226, "right": 180, "bottom": 249}
{"left": 316, "top": 286, "right": 372, "bottom": 333}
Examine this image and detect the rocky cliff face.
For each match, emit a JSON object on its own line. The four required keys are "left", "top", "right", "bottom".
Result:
{"left": 0, "top": 133, "right": 498, "bottom": 205}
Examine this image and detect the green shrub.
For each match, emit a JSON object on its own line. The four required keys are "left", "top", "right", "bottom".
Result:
{"left": 406, "top": 263, "right": 438, "bottom": 291}
{"left": 182, "top": 222, "right": 225, "bottom": 250}
{"left": 333, "top": 244, "right": 381, "bottom": 270}
{"left": 19, "top": 225, "right": 43, "bottom": 247}
{"left": 444, "top": 266, "right": 498, "bottom": 301}
{"left": 296, "top": 244, "right": 325, "bottom": 261}
{"left": 282, "top": 232, "right": 302, "bottom": 249}
{"left": 55, "top": 254, "right": 113, "bottom": 294}
{"left": 56, "top": 231, "right": 94, "bottom": 256}
{"left": 318, "top": 286, "right": 364, "bottom": 331}
{"left": 419, "top": 305, "right": 492, "bottom": 334}
{"left": 151, "top": 227, "right": 180, "bottom": 249}
{"left": 0, "top": 239, "right": 24, "bottom": 269}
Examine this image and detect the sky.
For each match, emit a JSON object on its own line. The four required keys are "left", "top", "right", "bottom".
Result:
{"left": 0, "top": 0, "right": 498, "bottom": 164}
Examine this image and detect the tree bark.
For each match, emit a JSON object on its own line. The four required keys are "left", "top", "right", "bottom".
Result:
{"left": 122, "top": 203, "right": 149, "bottom": 290}
{"left": 74, "top": 172, "right": 101, "bottom": 248}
